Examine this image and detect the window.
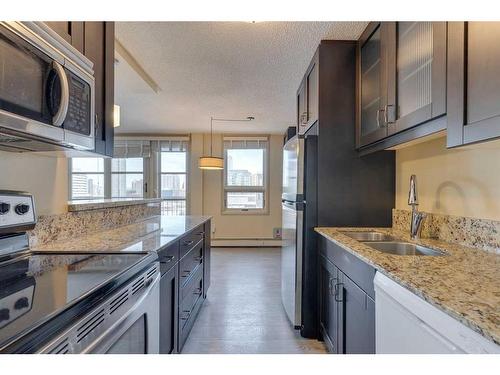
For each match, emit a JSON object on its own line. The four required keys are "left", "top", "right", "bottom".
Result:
{"left": 111, "top": 158, "right": 144, "bottom": 198}
{"left": 223, "top": 137, "right": 268, "bottom": 213}
{"left": 70, "top": 158, "right": 105, "bottom": 199}
{"left": 160, "top": 140, "right": 189, "bottom": 215}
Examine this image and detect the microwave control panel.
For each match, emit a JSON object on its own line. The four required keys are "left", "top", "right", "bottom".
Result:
{"left": 64, "top": 71, "right": 91, "bottom": 136}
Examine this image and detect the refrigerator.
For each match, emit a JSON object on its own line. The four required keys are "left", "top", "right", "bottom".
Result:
{"left": 281, "top": 128, "right": 318, "bottom": 332}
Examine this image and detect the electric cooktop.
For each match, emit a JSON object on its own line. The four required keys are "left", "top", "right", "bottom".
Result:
{"left": 0, "top": 251, "right": 155, "bottom": 351}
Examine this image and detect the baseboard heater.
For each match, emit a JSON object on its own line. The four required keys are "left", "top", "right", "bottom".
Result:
{"left": 211, "top": 238, "right": 282, "bottom": 247}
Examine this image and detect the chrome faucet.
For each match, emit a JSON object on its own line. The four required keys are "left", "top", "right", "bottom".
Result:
{"left": 408, "top": 174, "right": 426, "bottom": 239}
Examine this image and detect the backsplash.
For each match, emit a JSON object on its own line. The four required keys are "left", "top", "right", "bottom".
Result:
{"left": 28, "top": 202, "right": 161, "bottom": 247}
{"left": 392, "top": 209, "right": 500, "bottom": 254}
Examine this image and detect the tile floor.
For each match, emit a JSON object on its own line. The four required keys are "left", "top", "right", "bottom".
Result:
{"left": 181, "top": 247, "right": 327, "bottom": 354}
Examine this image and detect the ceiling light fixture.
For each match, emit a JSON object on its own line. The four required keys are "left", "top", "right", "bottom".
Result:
{"left": 199, "top": 116, "right": 255, "bottom": 170}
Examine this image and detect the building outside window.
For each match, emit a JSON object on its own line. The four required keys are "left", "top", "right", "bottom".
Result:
{"left": 70, "top": 158, "right": 105, "bottom": 199}
{"left": 160, "top": 139, "right": 189, "bottom": 215}
{"left": 111, "top": 158, "right": 144, "bottom": 198}
{"left": 223, "top": 136, "right": 268, "bottom": 213}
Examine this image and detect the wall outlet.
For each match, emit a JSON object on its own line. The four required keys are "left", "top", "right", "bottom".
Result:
{"left": 273, "top": 227, "right": 282, "bottom": 239}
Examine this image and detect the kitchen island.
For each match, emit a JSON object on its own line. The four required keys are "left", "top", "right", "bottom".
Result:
{"left": 33, "top": 214, "right": 212, "bottom": 354}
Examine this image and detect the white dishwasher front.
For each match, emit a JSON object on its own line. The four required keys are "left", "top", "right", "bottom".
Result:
{"left": 374, "top": 272, "right": 500, "bottom": 354}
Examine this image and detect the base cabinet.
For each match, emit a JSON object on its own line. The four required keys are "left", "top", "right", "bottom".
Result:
{"left": 319, "top": 237, "right": 376, "bottom": 354}
{"left": 157, "top": 220, "right": 211, "bottom": 354}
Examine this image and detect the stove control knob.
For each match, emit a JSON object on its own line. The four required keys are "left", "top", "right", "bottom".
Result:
{"left": 0, "top": 308, "right": 10, "bottom": 323}
{"left": 15, "top": 204, "right": 30, "bottom": 215}
{"left": 0, "top": 202, "right": 10, "bottom": 215}
{"left": 14, "top": 297, "right": 29, "bottom": 310}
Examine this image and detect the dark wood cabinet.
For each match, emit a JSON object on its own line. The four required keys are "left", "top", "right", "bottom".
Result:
{"left": 357, "top": 22, "right": 447, "bottom": 151}
{"left": 45, "top": 21, "right": 115, "bottom": 157}
{"left": 156, "top": 220, "right": 211, "bottom": 354}
{"left": 319, "top": 255, "right": 342, "bottom": 353}
{"left": 447, "top": 22, "right": 500, "bottom": 147}
{"left": 297, "top": 51, "right": 319, "bottom": 135}
{"left": 45, "top": 22, "right": 84, "bottom": 52}
{"left": 83, "top": 22, "right": 115, "bottom": 157}
{"left": 319, "top": 236, "right": 376, "bottom": 354}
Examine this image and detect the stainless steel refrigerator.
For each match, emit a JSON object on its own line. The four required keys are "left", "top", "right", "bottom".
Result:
{"left": 281, "top": 134, "right": 306, "bottom": 328}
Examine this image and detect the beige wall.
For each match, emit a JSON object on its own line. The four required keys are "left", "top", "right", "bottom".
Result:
{"left": 0, "top": 151, "right": 68, "bottom": 215}
{"left": 396, "top": 137, "right": 500, "bottom": 221}
{"left": 191, "top": 133, "right": 283, "bottom": 240}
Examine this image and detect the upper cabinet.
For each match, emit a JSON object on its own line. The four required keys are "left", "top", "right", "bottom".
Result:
{"left": 447, "top": 22, "right": 500, "bottom": 147}
{"left": 357, "top": 22, "right": 447, "bottom": 150}
{"left": 297, "top": 51, "right": 319, "bottom": 135}
{"left": 45, "top": 21, "right": 115, "bottom": 157}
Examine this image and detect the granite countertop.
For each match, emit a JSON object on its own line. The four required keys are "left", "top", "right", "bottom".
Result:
{"left": 67, "top": 198, "right": 165, "bottom": 212}
{"left": 32, "top": 215, "right": 211, "bottom": 253}
{"left": 315, "top": 227, "right": 500, "bottom": 346}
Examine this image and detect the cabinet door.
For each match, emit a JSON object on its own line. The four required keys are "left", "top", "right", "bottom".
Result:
{"left": 160, "top": 263, "right": 179, "bottom": 354}
{"left": 84, "top": 22, "right": 115, "bottom": 156}
{"left": 319, "top": 255, "right": 342, "bottom": 353}
{"left": 386, "top": 22, "right": 447, "bottom": 136}
{"left": 297, "top": 80, "right": 307, "bottom": 135}
{"left": 342, "top": 274, "right": 375, "bottom": 354}
{"left": 447, "top": 22, "right": 500, "bottom": 147}
{"left": 306, "top": 61, "right": 319, "bottom": 128}
{"left": 203, "top": 221, "right": 211, "bottom": 298}
{"left": 357, "top": 23, "right": 389, "bottom": 147}
{"left": 45, "top": 22, "right": 84, "bottom": 52}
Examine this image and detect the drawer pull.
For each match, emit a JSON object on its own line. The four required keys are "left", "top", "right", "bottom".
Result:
{"left": 193, "top": 256, "right": 203, "bottom": 262}
{"left": 180, "top": 310, "right": 191, "bottom": 320}
{"left": 193, "top": 288, "right": 202, "bottom": 296}
{"left": 182, "top": 240, "right": 194, "bottom": 246}
{"left": 196, "top": 231, "right": 205, "bottom": 236}
{"left": 160, "top": 255, "right": 175, "bottom": 264}
{"left": 181, "top": 270, "right": 191, "bottom": 277}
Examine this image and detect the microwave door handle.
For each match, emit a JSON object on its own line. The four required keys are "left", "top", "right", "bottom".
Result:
{"left": 52, "top": 61, "right": 70, "bottom": 127}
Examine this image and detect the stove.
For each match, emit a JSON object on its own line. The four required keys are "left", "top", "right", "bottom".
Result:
{"left": 0, "top": 191, "right": 159, "bottom": 353}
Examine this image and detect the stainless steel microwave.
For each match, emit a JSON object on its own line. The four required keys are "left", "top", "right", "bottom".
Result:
{"left": 0, "top": 22, "right": 95, "bottom": 153}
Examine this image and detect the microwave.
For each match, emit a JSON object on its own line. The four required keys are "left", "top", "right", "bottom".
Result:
{"left": 0, "top": 22, "right": 95, "bottom": 153}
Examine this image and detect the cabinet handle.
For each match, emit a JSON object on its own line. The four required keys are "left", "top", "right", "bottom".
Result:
{"left": 328, "top": 277, "right": 337, "bottom": 296}
{"left": 181, "top": 270, "right": 191, "bottom": 277}
{"left": 385, "top": 104, "right": 395, "bottom": 124}
{"left": 376, "top": 108, "right": 386, "bottom": 128}
{"left": 182, "top": 240, "right": 194, "bottom": 246}
{"left": 196, "top": 231, "right": 205, "bottom": 236}
{"left": 160, "top": 255, "right": 175, "bottom": 264}
{"left": 193, "top": 288, "right": 202, "bottom": 296}
{"left": 334, "top": 282, "right": 344, "bottom": 302}
{"left": 194, "top": 256, "right": 203, "bottom": 262}
{"left": 181, "top": 310, "right": 191, "bottom": 320}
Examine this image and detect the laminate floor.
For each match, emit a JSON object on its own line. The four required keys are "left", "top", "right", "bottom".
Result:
{"left": 181, "top": 247, "right": 327, "bottom": 354}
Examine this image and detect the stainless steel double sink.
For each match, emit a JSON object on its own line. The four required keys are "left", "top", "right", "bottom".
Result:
{"left": 339, "top": 231, "right": 447, "bottom": 257}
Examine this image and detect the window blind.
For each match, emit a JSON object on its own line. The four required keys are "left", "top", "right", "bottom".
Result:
{"left": 113, "top": 140, "right": 151, "bottom": 158}
{"left": 223, "top": 136, "right": 268, "bottom": 150}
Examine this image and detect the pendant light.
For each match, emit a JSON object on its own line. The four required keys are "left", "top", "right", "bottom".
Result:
{"left": 199, "top": 116, "right": 255, "bottom": 170}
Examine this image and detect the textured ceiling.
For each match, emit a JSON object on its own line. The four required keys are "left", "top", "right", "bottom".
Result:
{"left": 115, "top": 22, "right": 368, "bottom": 135}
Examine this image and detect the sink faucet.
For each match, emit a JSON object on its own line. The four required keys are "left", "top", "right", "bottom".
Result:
{"left": 408, "top": 174, "right": 426, "bottom": 239}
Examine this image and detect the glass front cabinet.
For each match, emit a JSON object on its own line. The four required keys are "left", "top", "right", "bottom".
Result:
{"left": 357, "top": 22, "right": 447, "bottom": 148}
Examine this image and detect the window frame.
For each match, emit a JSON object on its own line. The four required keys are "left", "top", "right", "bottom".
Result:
{"left": 68, "top": 157, "right": 108, "bottom": 200}
{"left": 110, "top": 158, "right": 147, "bottom": 199}
{"left": 222, "top": 136, "right": 269, "bottom": 215}
{"left": 159, "top": 139, "right": 190, "bottom": 215}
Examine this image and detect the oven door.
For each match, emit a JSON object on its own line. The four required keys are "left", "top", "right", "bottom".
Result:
{"left": 0, "top": 26, "right": 69, "bottom": 142}
{"left": 87, "top": 275, "right": 160, "bottom": 354}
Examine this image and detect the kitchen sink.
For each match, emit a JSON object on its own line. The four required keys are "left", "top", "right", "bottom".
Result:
{"left": 364, "top": 241, "right": 447, "bottom": 256}
{"left": 339, "top": 231, "right": 394, "bottom": 242}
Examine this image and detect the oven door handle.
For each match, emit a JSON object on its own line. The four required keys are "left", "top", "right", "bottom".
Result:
{"left": 51, "top": 61, "right": 70, "bottom": 127}
{"left": 82, "top": 273, "right": 160, "bottom": 354}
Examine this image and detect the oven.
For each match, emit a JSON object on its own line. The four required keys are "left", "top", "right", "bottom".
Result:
{"left": 38, "top": 263, "right": 160, "bottom": 354}
{"left": 0, "top": 22, "right": 95, "bottom": 152}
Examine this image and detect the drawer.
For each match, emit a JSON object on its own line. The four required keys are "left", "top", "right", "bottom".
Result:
{"left": 158, "top": 241, "right": 180, "bottom": 275}
{"left": 179, "top": 270, "right": 204, "bottom": 349}
{"left": 179, "top": 241, "right": 203, "bottom": 287}
{"left": 179, "top": 226, "right": 205, "bottom": 259}
{"left": 180, "top": 266, "right": 203, "bottom": 317}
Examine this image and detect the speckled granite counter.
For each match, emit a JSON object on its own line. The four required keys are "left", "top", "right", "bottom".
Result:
{"left": 67, "top": 198, "right": 164, "bottom": 212}
{"left": 32, "top": 215, "right": 211, "bottom": 254}
{"left": 315, "top": 227, "right": 500, "bottom": 346}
